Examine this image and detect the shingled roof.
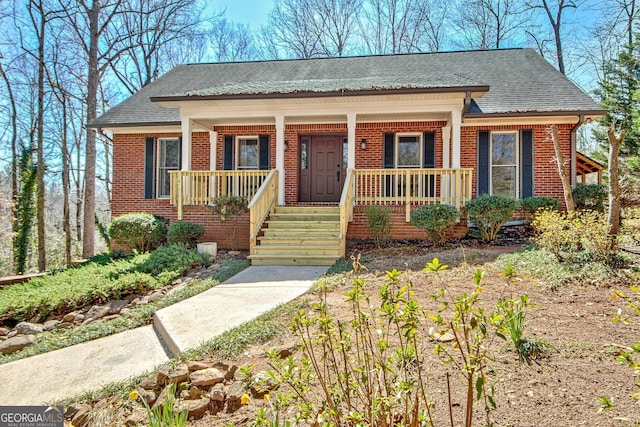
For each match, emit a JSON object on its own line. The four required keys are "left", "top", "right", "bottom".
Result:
{"left": 91, "top": 48, "right": 604, "bottom": 128}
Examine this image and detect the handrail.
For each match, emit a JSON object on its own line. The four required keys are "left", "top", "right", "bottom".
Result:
{"left": 170, "top": 170, "right": 271, "bottom": 220}
{"left": 353, "top": 168, "right": 474, "bottom": 221}
{"left": 248, "top": 169, "right": 279, "bottom": 255}
{"left": 339, "top": 169, "right": 355, "bottom": 256}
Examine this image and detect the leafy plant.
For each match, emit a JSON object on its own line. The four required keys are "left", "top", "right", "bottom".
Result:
{"left": 532, "top": 209, "right": 620, "bottom": 265}
{"left": 130, "top": 383, "right": 188, "bottom": 427}
{"left": 109, "top": 213, "right": 167, "bottom": 253}
{"left": 138, "top": 243, "right": 210, "bottom": 276}
{"left": 264, "top": 257, "right": 507, "bottom": 427}
{"left": 498, "top": 295, "right": 549, "bottom": 364}
{"left": 13, "top": 147, "right": 37, "bottom": 274}
{"left": 410, "top": 204, "right": 461, "bottom": 245}
{"left": 167, "top": 221, "right": 205, "bottom": 248}
{"left": 572, "top": 184, "right": 607, "bottom": 211}
{"left": 520, "top": 196, "right": 560, "bottom": 220}
{"left": 210, "top": 195, "right": 249, "bottom": 251}
{"left": 364, "top": 205, "right": 392, "bottom": 247}
{"left": 466, "top": 194, "right": 519, "bottom": 242}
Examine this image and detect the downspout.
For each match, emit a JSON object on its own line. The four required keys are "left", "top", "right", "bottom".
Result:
{"left": 570, "top": 115, "right": 585, "bottom": 187}
{"left": 461, "top": 91, "right": 472, "bottom": 122}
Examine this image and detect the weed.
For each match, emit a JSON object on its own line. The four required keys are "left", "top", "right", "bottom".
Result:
{"left": 364, "top": 205, "right": 392, "bottom": 247}
{"left": 130, "top": 383, "right": 188, "bottom": 427}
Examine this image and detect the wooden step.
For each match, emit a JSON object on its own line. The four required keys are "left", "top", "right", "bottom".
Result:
{"left": 248, "top": 254, "right": 339, "bottom": 266}
{"left": 261, "top": 229, "right": 341, "bottom": 238}
{"left": 265, "top": 220, "right": 340, "bottom": 230}
{"left": 252, "top": 246, "right": 342, "bottom": 256}
{"left": 274, "top": 207, "right": 339, "bottom": 215}
{"left": 270, "top": 213, "right": 340, "bottom": 221}
{"left": 258, "top": 236, "right": 340, "bottom": 246}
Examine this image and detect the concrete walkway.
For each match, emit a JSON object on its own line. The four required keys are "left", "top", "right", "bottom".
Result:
{"left": 0, "top": 266, "right": 326, "bottom": 405}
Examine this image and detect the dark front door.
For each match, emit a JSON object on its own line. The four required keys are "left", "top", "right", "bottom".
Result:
{"left": 299, "top": 135, "right": 346, "bottom": 203}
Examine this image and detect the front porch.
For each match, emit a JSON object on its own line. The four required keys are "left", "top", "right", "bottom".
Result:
{"left": 170, "top": 168, "right": 473, "bottom": 265}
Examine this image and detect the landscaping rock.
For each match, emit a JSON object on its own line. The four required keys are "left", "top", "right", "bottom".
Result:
{"left": 188, "top": 386, "right": 207, "bottom": 400}
{"left": 148, "top": 291, "right": 164, "bottom": 303}
{"left": 43, "top": 320, "right": 60, "bottom": 331}
{"left": 226, "top": 364, "right": 238, "bottom": 381}
{"left": 15, "top": 321, "right": 44, "bottom": 335}
{"left": 7, "top": 330, "right": 17, "bottom": 338}
{"left": 74, "top": 314, "right": 85, "bottom": 323}
{"left": 124, "top": 408, "right": 147, "bottom": 426}
{"left": 0, "top": 335, "right": 35, "bottom": 354}
{"left": 64, "top": 403, "right": 87, "bottom": 419}
{"left": 175, "top": 397, "right": 210, "bottom": 419}
{"left": 85, "top": 305, "right": 110, "bottom": 321}
{"left": 139, "top": 374, "right": 159, "bottom": 390}
{"left": 138, "top": 389, "right": 156, "bottom": 405}
{"left": 106, "top": 299, "right": 130, "bottom": 315}
{"left": 212, "top": 361, "right": 229, "bottom": 372}
{"left": 62, "top": 312, "right": 76, "bottom": 322}
{"left": 226, "top": 381, "right": 246, "bottom": 412}
{"left": 55, "top": 322, "right": 73, "bottom": 329}
{"left": 0, "top": 327, "right": 9, "bottom": 336}
{"left": 209, "top": 384, "right": 226, "bottom": 402}
{"left": 189, "top": 367, "right": 226, "bottom": 387}
{"left": 158, "top": 363, "right": 189, "bottom": 385}
{"left": 187, "top": 361, "right": 211, "bottom": 372}
{"left": 152, "top": 385, "right": 174, "bottom": 410}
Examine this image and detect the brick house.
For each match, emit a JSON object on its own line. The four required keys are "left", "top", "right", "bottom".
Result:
{"left": 91, "top": 48, "right": 605, "bottom": 265}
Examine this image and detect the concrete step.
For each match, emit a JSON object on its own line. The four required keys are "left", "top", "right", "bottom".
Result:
{"left": 248, "top": 254, "right": 339, "bottom": 266}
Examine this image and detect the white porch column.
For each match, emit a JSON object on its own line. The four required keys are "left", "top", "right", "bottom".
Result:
{"left": 451, "top": 110, "right": 462, "bottom": 168}
{"left": 347, "top": 113, "right": 356, "bottom": 169}
{"left": 275, "top": 114, "right": 286, "bottom": 205}
{"left": 442, "top": 125, "right": 452, "bottom": 202}
{"left": 209, "top": 131, "right": 218, "bottom": 170}
{"left": 181, "top": 118, "right": 192, "bottom": 171}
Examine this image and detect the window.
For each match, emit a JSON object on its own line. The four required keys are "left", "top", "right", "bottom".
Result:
{"left": 157, "top": 138, "right": 180, "bottom": 198}
{"left": 237, "top": 137, "right": 259, "bottom": 170}
{"left": 395, "top": 134, "right": 422, "bottom": 168}
{"left": 490, "top": 132, "right": 518, "bottom": 197}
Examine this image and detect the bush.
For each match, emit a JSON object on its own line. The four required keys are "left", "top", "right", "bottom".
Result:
{"left": 466, "top": 194, "right": 519, "bottom": 242}
{"left": 520, "top": 196, "right": 560, "bottom": 219}
{"left": 167, "top": 221, "right": 205, "bottom": 248}
{"left": 138, "top": 243, "right": 210, "bottom": 276}
{"left": 364, "top": 205, "right": 392, "bottom": 247}
{"left": 621, "top": 207, "right": 640, "bottom": 245}
{"left": 109, "top": 213, "right": 167, "bottom": 253}
{"left": 410, "top": 204, "right": 460, "bottom": 245}
{"left": 532, "top": 209, "right": 619, "bottom": 265}
{"left": 572, "top": 184, "right": 607, "bottom": 211}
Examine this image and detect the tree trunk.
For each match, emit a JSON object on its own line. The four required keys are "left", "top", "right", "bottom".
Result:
{"left": 61, "top": 95, "right": 72, "bottom": 266}
{"left": 0, "top": 60, "right": 19, "bottom": 252}
{"left": 607, "top": 128, "right": 624, "bottom": 237}
{"left": 550, "top": 124, "right": 574, "bottom": 211}
{"left": 83, "top": 1, "right": 100, "bottom": 259}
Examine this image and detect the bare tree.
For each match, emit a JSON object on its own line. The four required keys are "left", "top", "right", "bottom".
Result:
{"left": 263, "top": 0, "right": 324, "bottom": 58}
{"left": 607, "top": 127, "right": 623, "bottom": 237}
{"left": 360, "top": 0, "right": 423, "bottom": 54}
{"left": 210, "top": 19, "right": 258, "bottom": 62}
{"left": 413, "top": 0, "right": 449, "bottom": 52}
{"left": 455, "top": 0, "right": 530, "bottom": 49}
{"left": 315, "top": 0, "right": 362, "bottom": 56}
{"left": 549, "top": 125, "right": 575, "bottom": 211}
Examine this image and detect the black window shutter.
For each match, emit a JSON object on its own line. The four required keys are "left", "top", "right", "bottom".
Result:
{"left": 223, "top": 135, "right": 234, "bottom": 170}
{"left": 422, "top": 132, "right": 436, "bottom": 168}
{"left": 383, "top": 132, "right": 395, "bottom": 168}
{"left": 477, "top": 131, "right": 490, "bottom": 196}
{"left": 144, "top": 137, "right": 156, "bottom": 199}
{"left": 177, "top": 137, "right": 182, "bottom": 170}
{"left": 259, "top": 135, "right": 270, "bottom": 170}
{"left": 520, "top": 129, "right": 534, "bottom": 198}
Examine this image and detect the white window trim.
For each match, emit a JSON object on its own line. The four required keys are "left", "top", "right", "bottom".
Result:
{"left": 395, "top": 133, "right": 423, "bottom": 168}
{"left": 236, "top": 135, "right": 260, "bottom": 170}
{"left": 489, "top": 131, "right": 519, "bottom": 197}
{"left": 156, "top": 137, "right": 180, "bottom": 199}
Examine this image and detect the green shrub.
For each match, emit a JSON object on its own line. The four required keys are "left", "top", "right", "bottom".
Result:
{"left": 410, "top": 204, "right": 460, "bottom": 245}
{"left": 572, "top": 184, "right": 607, "bottom": 211}
{"left": 520, "top": 196, "right": 560, "bottom": 219}
{"left": 138, "top": 243, "right": 210, "bottom": 276}
{"left": 0, "top": 245, "right": 208, "bottom": 322}
{"left": 364, "top": 205, "right": 392, "bottom": 247}
{"left": 109, "top": 213, "right": 167, "bottom": 253}
{"left": 167, "top": 221, "right": 205, "bottom": 248}
{"left": 466, "top": 194, "right": 519, "bottom": 242}
{"left": 532, "top": 209, "right": 618, "bottom": 264}
{"left": 621, "top": 207, "right": 640, "bottom": 245}
{"left": 210, "top": 195, "right": 249, "bottom": 251}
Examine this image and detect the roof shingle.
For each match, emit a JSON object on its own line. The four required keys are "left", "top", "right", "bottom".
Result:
{"left": 91, "top": 48, "right": 604, "bottom": 127}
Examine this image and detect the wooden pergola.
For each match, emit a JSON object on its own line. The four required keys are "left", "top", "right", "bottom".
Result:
{"left": 576, "top": 151, "right": 605, "bottom": 184}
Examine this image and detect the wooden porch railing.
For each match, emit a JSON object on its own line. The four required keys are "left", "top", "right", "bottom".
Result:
{"left": 339, "top": 169, "right": 355, "bottom": 256}
{"left": 169, "top": 170, "right": 271, "bottom": 219}
{"left": 248, "top": 170, "right": 279, "bottom": 255}
{"left": 353, "top": 168, "right": 473, "bottom": 221}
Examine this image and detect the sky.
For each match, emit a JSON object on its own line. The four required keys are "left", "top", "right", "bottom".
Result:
{"left": 215, "top": 0, "right": 274, "bottom": 27}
